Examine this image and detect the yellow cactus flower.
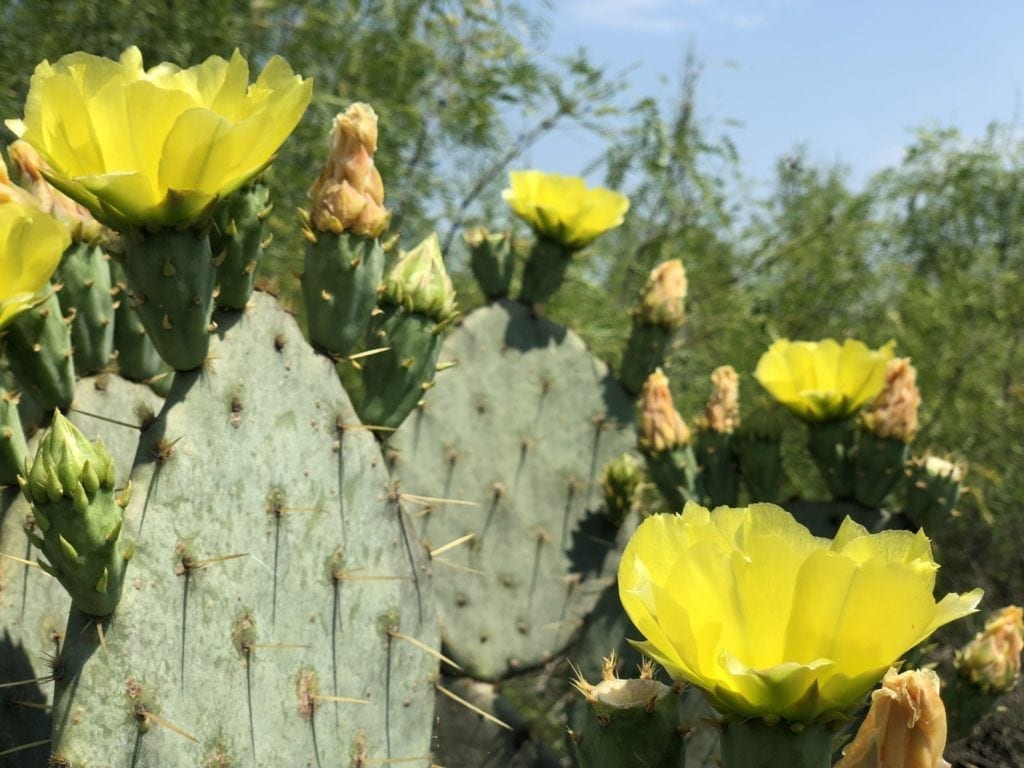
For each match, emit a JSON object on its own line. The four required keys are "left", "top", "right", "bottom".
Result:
{"left": 618, "top": 502, "right": 982, "bottom": 723}
{"left": 754, "top": 338, "right": 896, "bottom": 422}
{"left": 836, "top": 668, "right": 950, "bottom": 768}
{"left": 7, "top": 47, "right": 312, "bottom": 229}
{"left": 502, "top": 170, "right": 629, "bottom": 251}
{"left": 0, "top": 198, "right": 70, "bottom": 329}
{"left": 955, "top": 605, "right": 1024, "bottom": 693}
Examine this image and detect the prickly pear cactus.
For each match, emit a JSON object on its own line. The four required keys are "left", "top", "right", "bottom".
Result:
{"left": 389, "top": 299, "right": 635, "bottom": 681}
{"left": 48, "top": 293, "right": 438, "bottom": 767}
{"left": 0, "top": 375, "right": 161, "bottom": 764}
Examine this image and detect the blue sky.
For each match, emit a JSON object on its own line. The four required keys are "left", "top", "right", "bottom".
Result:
{"left": 519, "top": 0, "right": 1024, "bottom": 192}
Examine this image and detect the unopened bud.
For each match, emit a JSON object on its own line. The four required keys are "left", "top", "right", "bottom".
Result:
{"left": 836, "top": 667, "right": 950, "bottom": 768}
{"left": 701, "top": 365, "right": 740, "bottom": 434}
{"left": 601, "top": 453, "right": 643, "bottom": 526}
{"left": 634, "top": 259, "right": 687, "bottom": 327}
{"left": 956, "top": 605, "right": 1023, "bottom": 693}
{"left": 863, "top": 357, "right": 920, "bottom": 442}
{"left": 379, "top": 233, "right": 457, "bottom": 321}
{"left": 308, "top": 103, "right": 390, "bottom": 238}
{"left": 638, "top": 369, "right": 690, "bottom": 452}
{"left": 7, "top": 140, "right": 105, "bottom": 244}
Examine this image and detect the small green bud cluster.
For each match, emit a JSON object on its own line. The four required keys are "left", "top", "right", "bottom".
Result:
{"left": 380, "top": 233, "right": 457, "bottom": 321}
{"left": 19, "top": 412, "right": 133, "bottom": 616}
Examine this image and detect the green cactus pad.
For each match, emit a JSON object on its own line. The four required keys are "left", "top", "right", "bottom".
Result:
{"left": 2, "top": 292, "right": 76, "bottom": 412}
{"left": 211, "top": 182, "right": 271, "bottom": 311}
{"left": 49, "top": 292, "right": 438, "bottom": 767}
{"left": 302, "top": 231, "right": 384, "bottom": 357}
{"left": 355, "top": 307, "right": 444, "bottom": 430}
{"left": 0, "top": 375, "right": 161, "bottom": 763}
{"left": 110, "top": 260, "right": 174, "bottom": 393}
{"left": 121, "top": 227, "right": 216, "bottom": 371}
{"left": 0, "top": 390, "right": 27, "bottom": 486}
{"left": 389, "top": 300, "right": 635, "bottom": 680}
{"left": 54, "top": 242, "right": 115, "bottom": 375}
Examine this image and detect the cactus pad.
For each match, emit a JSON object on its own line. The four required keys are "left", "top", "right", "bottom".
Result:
{"left": 389, "top": 300, "right": 635, "bottom": 680}
{"left": 48, "top": 293, "right": 438, "bottom": 767}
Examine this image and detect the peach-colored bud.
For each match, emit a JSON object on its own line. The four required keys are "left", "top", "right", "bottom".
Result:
{"left": 837, "top": 668, "right": 950, "bottom": 768}
{"left": 862, "top": 357, "right": 920, "bottom": 442}
{"left": 638, "top": 369, "right": 691, "bottom": 452}
{"left": 702, "top": 365, "right": 740, "bottom": 434}
{"left": 956, "top": 605, "right": 1024, "bottom": 693}
{"left": 634, "top": 259, "right": 687, "bottom": 327}
{"left": 308, "top": 103, "right": 390, "bottom": 238}
{"left": 7, "top": 140, "right": 103, "bottom": 244}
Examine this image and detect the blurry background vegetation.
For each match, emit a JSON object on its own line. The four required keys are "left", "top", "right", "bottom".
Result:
{"left": 1, "top": 0, "right": 1020, "bottom": 628}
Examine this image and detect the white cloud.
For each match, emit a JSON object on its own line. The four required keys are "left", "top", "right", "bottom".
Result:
{"left": 570, "top": 0, "right": 687, "bottom": 33}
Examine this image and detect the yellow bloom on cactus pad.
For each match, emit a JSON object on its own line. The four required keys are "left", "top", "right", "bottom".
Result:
{"left": 754, "top": 338, "right": 895, "bottom": 422}
{"left": 7, "top": 47, "right": 312, "bottom": 228}
{"left": 618, "top": 502, "right": 982, "bottom": 723}
{"left": 502, "top": 170, "right": 629, "bottom": 250}
{"left": 0, "top": 198, "right": 70, "bottom": 329}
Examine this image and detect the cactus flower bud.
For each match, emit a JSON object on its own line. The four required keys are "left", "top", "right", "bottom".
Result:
{"left": 19, "top": 412, "right": 132, "bottom": 616}
{"left": 308, "top": 103, "right": 390, "bottom": 238}
{"left": 634, "top": 259, "right": 687, "bottom": 328}
{"left": 836, "top": 667, "right": 951, "bottom": 768}
{"left": 600, "top": 453, "right": 643, "bottom": 526}
{"left": 7, "top": 140, "right": 105, "bottom": 245}
{"left": 465, "top": 226, "right": 515, "bottom": 300}
{"left": 922, "top": 455, "right": 965, "bottom": 484}
{"left": 701, "top": 365, "right": 741, "bottom": 434}
{"left": 379, "top": 233, "right": 457, "bottom": 321}
{"left": 638, "top": 369, "right": 690, "bottom": 453}
{"left": 862, "top": 357, "right": 920, "bottom": 442}
{"left": 904, "top": 453, "right": 966, "bottom": 530}
{"left": 955, "top": 605, "right": 1024, "bottom": 693}
{"left": 570, "top": 654, "right": 685, "bottom": 768}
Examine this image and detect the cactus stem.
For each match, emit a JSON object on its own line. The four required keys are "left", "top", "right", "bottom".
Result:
{"left": 32, "top": 508, "right": 52, "bottom": 532}
{"left": 36, "top": 558, "right": 58, "bottom": 578}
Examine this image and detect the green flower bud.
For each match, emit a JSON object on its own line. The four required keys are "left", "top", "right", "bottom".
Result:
{"left": 600, "top": 453, "right": 643, "bottom": 527}
{"left": 380, "top": 233, "right": 457, "bottom": 321}
{"left": 19, "top": 412, "right": 131, "bottom": 616}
